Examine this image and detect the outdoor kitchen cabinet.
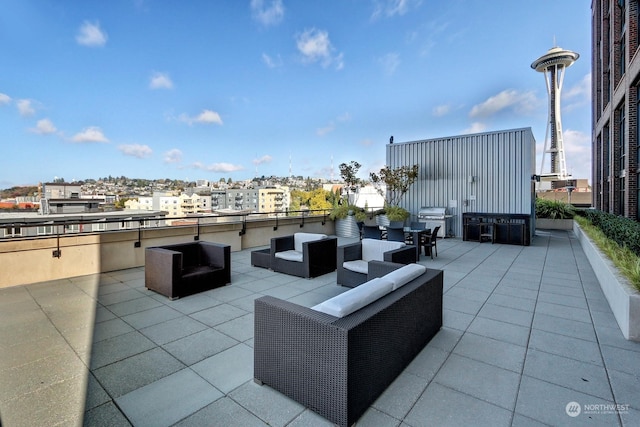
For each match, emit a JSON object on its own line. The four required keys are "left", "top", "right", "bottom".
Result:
{"left": 462, "top": 213, "right": 530, "bottom": 246}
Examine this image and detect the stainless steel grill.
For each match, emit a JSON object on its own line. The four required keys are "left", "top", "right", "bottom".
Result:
{"left": 417, "top": 207, "right": 453, "bottom": 238}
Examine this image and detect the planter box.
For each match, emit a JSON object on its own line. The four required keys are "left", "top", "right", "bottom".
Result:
{"left": 574, "top": 222, "right": 640, "bottom": 342}
{"left": 536, "top": 218, "right": 574, "bottom": 230}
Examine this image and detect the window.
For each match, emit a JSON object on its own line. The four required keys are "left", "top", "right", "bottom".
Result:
{"left": 619, "top": 177, "right": 626, "bottom": 215}
{"left": 65, "top": 224, "right": 80, "bottom": 233}
{"left": 620, "top": 103, "right": 626, "bottom": 171}
{"left": 620, "top": 0, "right": 627, "bottom": 76}
{"left": 37, "top": 225, "right": 54, "bottom": 235}
{"left": 604, "top": 124, "right": 610, "bottom": 180}
{"left": 4, "top": 227, "right": 22, "bottom": 237}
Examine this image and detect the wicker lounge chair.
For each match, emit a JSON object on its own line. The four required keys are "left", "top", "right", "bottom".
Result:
{"left": 337, "top": 238, "right": 416, "bottom": 287}
{"left": 270, "top": 232, "right": 337, "bottom": 278}
{"left": 145, "top": 241, "right": 230, "bottom": 300}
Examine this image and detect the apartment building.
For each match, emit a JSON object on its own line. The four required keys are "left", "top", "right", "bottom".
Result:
{"left": 592, "top": 0, "right": 640, "bottom": 219}
{"left": 258, "top": 187, "right": 287, "bottom": 213}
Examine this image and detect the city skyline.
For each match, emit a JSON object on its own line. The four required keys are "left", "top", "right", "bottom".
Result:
{"left": 1, "top": 1, "right": 591, "bottom": 188}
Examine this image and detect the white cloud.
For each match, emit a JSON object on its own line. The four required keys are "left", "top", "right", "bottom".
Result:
{"left": 562, "top": 129, "right": 592, "bottom": 179}
{"left": 192, "top": 162, "right": 244, "bottom": 173}
{"left": 178, "top": 109, "right": 223, "bottom": 125}
{"left": 149, "top": 72, "right": 173, "bottom": 89}
{"left": 17, "top": 99, "right": 35, "bottom": 116}
{"left": 462, "top": 122, "right": 487, "bottom": 134}
{"left": 469, "top": 89, "right": 538, "bottom": 118}
{"left": 251, "top": 0, "right": 284, "bottom": 26}
{"left": 252, "top": 155, "right": 273, "bottom": 165}
{"left": 433, "top": 104, "right": 451, "bottom": 117}
{"left": 0, "top": 93, "right": 11, "bottom": 105}
{"left": 118, "top": 144, "right": 152, "bottom": 158}
{"left": 563, "top": 73, "right": 591, "bottom": 112}
{"left": 30, "top": 118, "right": 57, "bottom": 135}
{"left": 262, "top": 53, "right": 282, "bottom": 68}
{"left": 316, "top": 112, "right": 351, "bottom": 136}
{"left": 371, "top": 0, "right": 418, "bottom": 20}
{"left": 164, "top": 149, "right": 183, "bottom": 164}
{"left": 71, "top": 126, "right": 108, "bottom": 143}
{"left": 296, "top": 28, "right": 344, "bottom": 70}
{"left": 76, "top": 21, "right": 108, "bottom": 47}
{"left": 564, "top": 73, "right": 591, "bottom": 100}
{"left": 378, "top": 52, "right": 400, "bottom": 76}
{"left": 316, "top": 124, "right": 335, "bottom": 136}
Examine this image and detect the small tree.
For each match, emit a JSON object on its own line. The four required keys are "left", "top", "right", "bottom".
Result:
{"left": 369, "top": 164, "right": 419, "bottom": 207}
{"left": 338, "top": 161, "right": 361, "bottom": 205}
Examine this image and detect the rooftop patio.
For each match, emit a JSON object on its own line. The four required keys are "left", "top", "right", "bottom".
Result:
{"left": 1, "top": 230, "right": 638, "bottom": 426}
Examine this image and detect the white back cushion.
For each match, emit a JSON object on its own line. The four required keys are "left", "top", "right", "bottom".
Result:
{"left": 382, "top": 263, "right": 426, "bottom": 290}
{"left": 293, "top": 233, "right": 327, "bottom": 253}
{"left": 311, "top": 277, "right": 394, "bottom": 318}
{"left": 361, "top": 239, "right": 405, "bottom": 262}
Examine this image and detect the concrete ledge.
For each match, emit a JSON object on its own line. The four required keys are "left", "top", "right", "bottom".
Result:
{"left": 536, "top": 218, "right": 574, "bottom": 230}
{"left": 574, "top": 221, "right": 640, "bottom": 342}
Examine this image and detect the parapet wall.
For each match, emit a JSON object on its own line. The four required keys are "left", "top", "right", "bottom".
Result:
{"left": 0, "top": 216, "right": 334, "bottom": 288}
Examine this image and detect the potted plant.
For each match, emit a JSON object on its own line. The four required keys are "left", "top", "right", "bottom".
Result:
{"left": 370, "top": 164, "right": 419, "bottom": 227}
{"left": 331, "top": 161, "right": 365, "bottom": 238}
{"left": 535, "top": 198, "right": 575, "bottom": 230}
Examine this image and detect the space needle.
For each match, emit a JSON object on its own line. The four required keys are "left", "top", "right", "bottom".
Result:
{"left": 531, "top": 46, "right": 579, "bottom": 185}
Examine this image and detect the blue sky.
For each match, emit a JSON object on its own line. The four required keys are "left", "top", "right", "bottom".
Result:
{"left": 1, "top": 0, "right": 592, "bottom": 188}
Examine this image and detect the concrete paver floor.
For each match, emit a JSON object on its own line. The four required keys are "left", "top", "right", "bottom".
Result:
{"left": 0, "top": 230, "right": 638, "bottom": 426}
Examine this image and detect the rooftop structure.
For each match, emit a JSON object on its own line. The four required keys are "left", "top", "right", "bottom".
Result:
{"left": 531, "top": 46, "right": 579, "bottom": 183}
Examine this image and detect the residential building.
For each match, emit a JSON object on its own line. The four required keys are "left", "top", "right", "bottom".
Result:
{"left": 225, "top": 188, "right": 259, "bottom": 211}
{"left": 41, "top": 182, "right": 104, "bottom": 214}
{"left": 592, "top": 0, "right": 640, "bottom": 219}
{"left": 258, "top": 187, "right": 286, "bottom": 213}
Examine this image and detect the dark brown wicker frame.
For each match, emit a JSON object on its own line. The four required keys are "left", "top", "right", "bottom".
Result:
{"left": 336, "top": 240, "right": 417, "bottom": 288}
{"left": 270, "top": 235, "right": 337, "bottom": 278}
{"left": 254, "top": 267, "right": 443, "bottom": 427}
{"left": 145, "top": 241, "right": 230, "bottom": 300}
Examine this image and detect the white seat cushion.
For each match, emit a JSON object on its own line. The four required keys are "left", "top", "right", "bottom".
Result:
{"left": 274, "top": 250, "right": 303, "bottom": 262}
{"left": 311, "top": 277, "right": 394, "bottom": 318}
{"left": 342, "top": 260, "right": 368, "bottom": 274}
{"left": 383, "top": 263, "right": 426, "bottom": 290}
{"left": 293, "top": 232, "right": 327, "bottom": 252}
{"left": 361, "top": 238, "right": 405, "bottom": 262}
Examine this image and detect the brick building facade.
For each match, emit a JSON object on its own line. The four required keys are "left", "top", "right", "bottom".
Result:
{"left": 592, "top": 0, "right": 640, "bottom": 219}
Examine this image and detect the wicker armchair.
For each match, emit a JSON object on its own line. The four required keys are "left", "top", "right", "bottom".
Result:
{"left": 270, "top": 233, "right": 337, "bottom": 278}
{"left": 337, "top": 238, "right": 416, "bottom": 287}
{"left": 145, "top": 241, "right": 230, "bottom": 300}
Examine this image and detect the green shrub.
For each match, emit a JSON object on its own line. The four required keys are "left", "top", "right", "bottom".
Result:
{"left": 535, "top": 199, "right": 575, "bottom": 219}
{"left": 329, "top": 204, "right": 366, "bottom": 221}
{"left": 577, "top": 209, "right": 640, "bottom": 257}
{"left": 575, "top": 215, "right": 640, "bottom": 291}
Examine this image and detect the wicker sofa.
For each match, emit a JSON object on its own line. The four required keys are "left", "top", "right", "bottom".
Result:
{"left": 254, "top": 262, "right": 443, "bottom": 427}
{"left": 145, "top": 241, "right": 230, "bottom": 300}
{"left": 337, "top": 238, "right": 417, "bottom": 287}
{"left": 270, "top": 232, "right": 337, "bottom": 278}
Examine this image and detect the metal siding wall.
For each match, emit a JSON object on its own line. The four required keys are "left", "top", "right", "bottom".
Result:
{"left": 389, "top": 128, "right": 535, "bottom": 238}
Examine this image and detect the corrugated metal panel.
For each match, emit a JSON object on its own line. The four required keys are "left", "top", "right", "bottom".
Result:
{"left": 388, "top": 128, "right": 535, "bottom": 238}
